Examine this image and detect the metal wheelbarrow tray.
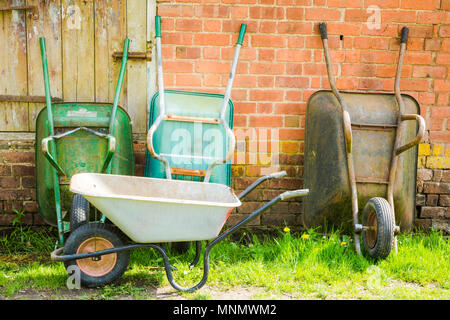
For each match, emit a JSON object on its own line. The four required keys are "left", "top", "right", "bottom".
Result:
{"left": 145, "top": 89, "right": 234, "bottom": 186}
{"left": 69, "top": 173, "right": 241, "bottom": 243}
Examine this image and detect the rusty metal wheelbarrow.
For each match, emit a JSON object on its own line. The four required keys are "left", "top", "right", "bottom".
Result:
{"left": 303, "top": 24, "right": 425, "bottom": 259}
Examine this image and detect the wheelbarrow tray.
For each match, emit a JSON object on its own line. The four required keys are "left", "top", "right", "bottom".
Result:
{"left": 145, "top": 89, "right": 234, "bottom": 185}
{"left": 303, "top": 91, "right": 419, "bottom": 232}
{"left": 35, "top": 103, "right": 135, "bottom": 226}
{"left": 70, "top": 173, "right": 241, "bottom": 243}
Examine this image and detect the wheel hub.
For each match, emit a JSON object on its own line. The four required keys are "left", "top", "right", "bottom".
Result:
{"left": 76, "top": 237, "right": 117, "bottom": 277}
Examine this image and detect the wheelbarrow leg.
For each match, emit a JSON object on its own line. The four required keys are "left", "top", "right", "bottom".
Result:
{"left": 189, "top": 241, "right": 202, "bottom": 269}
{"left": 156, "top": 189, "right": 309, "bottom": 292}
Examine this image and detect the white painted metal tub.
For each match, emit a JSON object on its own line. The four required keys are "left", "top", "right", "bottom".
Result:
{"left": 70, "top": 173, "right": 241, "bottom": 243}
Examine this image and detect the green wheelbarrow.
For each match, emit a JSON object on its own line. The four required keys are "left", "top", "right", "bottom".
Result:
{"left": 35, "top": 38, "right": 135, "bottom": 246}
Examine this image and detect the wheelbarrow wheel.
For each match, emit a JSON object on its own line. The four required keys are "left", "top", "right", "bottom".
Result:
{"left": 70, "top": 194, "right": 90, "bottom": 231}
{"left": 63, "top": 222, "right": 129, "bottom": 288}
{"left": 361, "top": 197, "right": 395, "bottom": 260}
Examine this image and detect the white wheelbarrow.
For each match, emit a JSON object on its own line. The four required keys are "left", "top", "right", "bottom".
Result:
{"left": 51, "top": 171, "right": 308, "bottom": 291}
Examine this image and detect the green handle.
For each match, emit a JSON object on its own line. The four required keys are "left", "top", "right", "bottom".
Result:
{"left": 155, "top": 15, "right": 161, "bottom": 38}
{"left": 39, "top": 37, "right": 55, "bottom": 136}
{"left": 109, "top": 38, "right": 130, "bottom": 135}
{"left": 237, "top": 24, "right": 247, "bottom": 45}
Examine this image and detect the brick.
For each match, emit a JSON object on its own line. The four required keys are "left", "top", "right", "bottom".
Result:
{"left": 162, "top": 61, "right": 193, "bottom": 73}
{"left": 436, "top": 53, "right": 450, "bottom": 66}
{"left": 417, "top": 168, "right": 433, "bottom": 181}
{"left": 429, "top": 132, "right": 450, "bottom": 144}
{"left": 193, "top": 33, "right": 230, "bottom": 46}
{"left": 432, "top": 219, "right": 450, "bottom": 234}
{"left": 364, "top": 0, "right": 399, "bottom": 8}
{"left": 404, "top": 52, "right": 433, "bottom": 65}
{"left": 275, "top": 76, "right": 309, "bottom": 88}
{"left": 175, "top": 46, "right": 201, "bottom": 59}
{"left": 439, "top": 195, "right": 450, "bottom": 207}
{"left": 416, "top": 193, "right": 426, "bottom": 206}
{"left": 420, "top": 206, "right": 448, "bottom": 219}
{"left": 278, "top": 22, "right": 312, "bottom": 34}
{"left": 0, "top": 152, "right": 34, "bottom": 163}
{"left": 328, "top": 0, "right": 364, "bottom": 7}
{"left": 195, "top": 5, "right": 229, "bottom": 18}
{"left": 175, "top": 19, "right": 202, "bottom": 32}
{"left": 251, "top": 35, "right": 286, "bottom": 48}
{"left": 250, "top": 62, "right": 284, "bottom": 75}
{"left": 442, "top": 171, "right": 450, "bottom": 183}
{"left": 434, "top": 80, "right": 450, "bottom": 92}
{"left": 250, "top": 6, "right": 284, "bottom": 19}
{"left": 439, "top": 25, "right": 450, "bottom": 38}
{"left": 286, "top": 8, "right": 304, "bottom": 20}
{"left": 413, "top": 66, "right": 447, "bottom": 79}
{"left": 276, "top": 49, "right": 311, "bottom": 62}
{"left": 361, "top": 51, "right": 396, "bottom": 64}
{"left": 0, "top": 177, "right": 20, "bottom": 188}
{"left": 423, "top": 182, "right": 450, "bottom": 194}
{"left": 249, "top": 89, "right": 284, "bottom": 101}
{"left": 426, "top": 156, "right": 450, "bottom": 169}
{"left": 305, "top": 8, "right": 341, "bottom": 21}
{"left": 401, "top": 0, "right": 440, "bottom": 10}
{"left": 162, "top": 33, "right": 193, "bottom": 45}
{"left": 275, "top": 103, "right": 306, "bottom": 115}
{"left": 0, "top": 165, "right": 11, "bottom": 176}
{"left": 175, "top": 74, "right": 201, "bottom": 87}
{"left": 426, "top": 194, "right": 439, "bottom": 206}
{"left": 382, "top": 10, "right": 417, "bottom": 23}
{"left": 203, "top": 20, "right": 221, "bottom": 32}
{"left": 231, "top": 6, "right": 248, "bottom": 19}
{"left": 195, "top": 61, "right": 230, "bottom": 73}
{"left": 414, "top": 218, "right": 432, "bottom": 231}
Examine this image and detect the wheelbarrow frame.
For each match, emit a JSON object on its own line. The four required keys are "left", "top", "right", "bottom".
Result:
{"left": 51, "top": 171, "right": 309, "bottom": 292}
{"left": 317, "top": 23, "right": 425, "bottom": 257}
{"left": 37, "top": 38, "right": 133, "bottom": 245}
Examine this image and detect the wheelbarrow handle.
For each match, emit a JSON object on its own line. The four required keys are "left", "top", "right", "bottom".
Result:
{"left": 400, "top": 26, "right": 409, "bottom": 44}
{"left": 155, "top": 15, "right": 161, "bottom": 38}
{"left": 41, "top": 137, "right": 67, "bottom": 177}
{"left": 319, "top": 22, "right": 327, "bottom": 39}
{"left": 237, "top": 171, "right": 287, "bottom": 200}
{"left": 395, "top": 114, "right": 425, "bottom": 155}
{"left": 237, "top": 23, "right": 247, "bottom": 45}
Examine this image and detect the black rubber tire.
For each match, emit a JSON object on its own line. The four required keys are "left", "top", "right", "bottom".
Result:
{"left": 70, "top": 194, "right": 90, "bottom": 231}
{"left": 361, "top": 197, "right": 395, "bottom": 260}
{"left": 63, "top": 223, "right": 129, "bottom": 288}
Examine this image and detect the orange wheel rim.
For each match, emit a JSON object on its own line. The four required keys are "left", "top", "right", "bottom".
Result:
{"left": 76, "top": 237, "right": 117, "bottom": 277}
{"left": 366, "top": 210, "right": 378, "bottom": 249}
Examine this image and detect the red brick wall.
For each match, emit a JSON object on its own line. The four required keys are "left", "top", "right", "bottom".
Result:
{"left": 155, "top": 0, "right": 450, "bottom": 233}
{"left": 1, "top": 0, "right": 449, "bottom": 234}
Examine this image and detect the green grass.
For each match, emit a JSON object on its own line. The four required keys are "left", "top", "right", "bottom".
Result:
{"left": 0, "top": 225, "right": 449, "bottom": 300}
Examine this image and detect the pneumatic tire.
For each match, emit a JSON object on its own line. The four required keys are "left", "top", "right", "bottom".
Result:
{"left": 361, "top": 197, "right": 395, "bottom": 260}
{"left": 63, "top": 222, "right": 129, "bottom": 288}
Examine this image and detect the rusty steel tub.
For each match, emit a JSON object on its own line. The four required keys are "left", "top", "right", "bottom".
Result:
{"left": 303, "top": 91, "right": 420, "bottom": 233}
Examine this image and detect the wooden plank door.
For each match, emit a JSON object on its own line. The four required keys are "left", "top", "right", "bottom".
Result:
{"left": 0, "top": 0, "right": 154, "bottom": 134}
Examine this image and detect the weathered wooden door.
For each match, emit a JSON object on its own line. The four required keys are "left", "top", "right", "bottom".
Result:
{"left": 0, "top": 0, "right": 155, "bottom": 134}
